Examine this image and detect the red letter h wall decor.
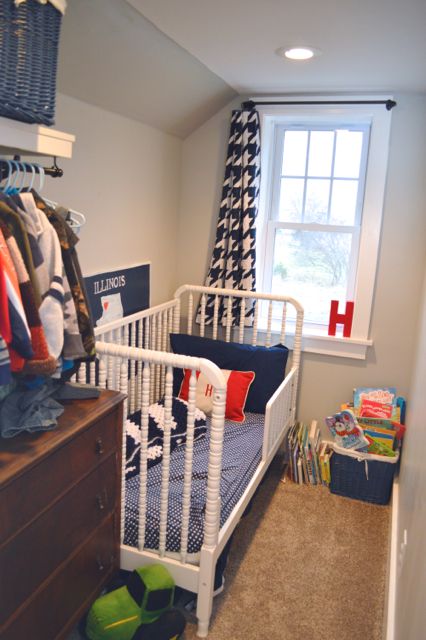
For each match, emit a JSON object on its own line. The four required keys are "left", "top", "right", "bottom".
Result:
{"left": 328, "top": 300, "right": 354, "bottom": 338}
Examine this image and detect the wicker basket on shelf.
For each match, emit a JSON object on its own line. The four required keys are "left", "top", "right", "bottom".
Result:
{"left": 0, "top": 0, "right": 62, "bottom": 125}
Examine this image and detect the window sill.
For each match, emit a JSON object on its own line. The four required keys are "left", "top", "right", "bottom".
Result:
{"left": 257, "top": 322, "right": 372, "bottom": 359}
{"left": 288, "top": 331, "right": 372, "bottom": 360}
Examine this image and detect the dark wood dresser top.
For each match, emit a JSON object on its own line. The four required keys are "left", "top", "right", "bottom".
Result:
{"left": 0, "top": 389, "right": 126, "bottom": 487}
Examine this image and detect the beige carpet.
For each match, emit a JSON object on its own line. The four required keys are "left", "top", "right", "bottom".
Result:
{"left": 183, "top": 455, "right": 390, "bottom": 640}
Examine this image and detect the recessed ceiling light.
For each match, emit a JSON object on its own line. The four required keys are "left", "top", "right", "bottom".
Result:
{"left": 276, "top": 46, "right": 321, "bottom": 61}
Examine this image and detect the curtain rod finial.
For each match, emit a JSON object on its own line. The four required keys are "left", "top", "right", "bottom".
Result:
{"left": 386, "top": 99, "right": 397, "bottom": 111}
{"left": 242, "top": 100, "right": 255, "bottom": 110}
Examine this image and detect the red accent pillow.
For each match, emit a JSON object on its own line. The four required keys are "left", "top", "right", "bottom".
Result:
{"left": 179, "top": 369, "right": 255, "bottom": 423}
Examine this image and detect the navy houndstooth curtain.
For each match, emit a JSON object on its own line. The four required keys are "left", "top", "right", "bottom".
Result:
{"left": 197, "top": 107, "right": 261, "bottom": 326}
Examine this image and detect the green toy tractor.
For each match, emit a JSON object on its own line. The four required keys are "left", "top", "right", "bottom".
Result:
{"left": 86, "top": 565, "right": 175, "bottom": 640}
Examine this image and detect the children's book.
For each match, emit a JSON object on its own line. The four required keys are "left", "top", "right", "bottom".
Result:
{"left": 325, "top": 410, "right": 369, "bottom": 451}
{"left": 359, "top": 398, "right": 393, "bottom": 419}
{"left": 353, "top": 387, "right": 397, "bottom": 409}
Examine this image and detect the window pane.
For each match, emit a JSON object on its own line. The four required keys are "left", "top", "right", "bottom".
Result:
{"left": 304, "top": 179, "right": 330, "bottom": 223}
{"left": 330, "top": 180, "right": 359, "bottom": 225}
{"left": 278, "top": 178, "right": 304, "bottom": 222}
{"left": 271, "top": 228, "right": 353, "bottom": 325}
{"left": 308, "top": 131, "right": 334, "bottom": 177}
{"left": 282, "top": 130, "right": 308, "bottom": 176}
{"left": 334, "top": 130, "right": 363, "bottom": 178}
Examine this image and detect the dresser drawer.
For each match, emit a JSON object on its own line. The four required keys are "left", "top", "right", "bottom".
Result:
{"left": 0, "top": 408, "right": 119, "bottom": 545}
{"left": 1, "top": 515, "right": 117, "bottom": 640}
{"left": 0, "top": 453, "right": 118, "bottom": 627}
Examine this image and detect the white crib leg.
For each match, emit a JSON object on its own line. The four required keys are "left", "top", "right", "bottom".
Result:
{"left": 196, "top": 548, "right": 216, "bottom": 638}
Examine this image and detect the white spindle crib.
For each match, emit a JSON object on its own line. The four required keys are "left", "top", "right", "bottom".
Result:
{"left": 78, "top": 285, "right": 304, "bottom": 637}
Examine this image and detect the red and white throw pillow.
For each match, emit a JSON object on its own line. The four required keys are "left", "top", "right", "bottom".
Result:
{"left": 179, "top": 369, "right": 255, "bottom": 423}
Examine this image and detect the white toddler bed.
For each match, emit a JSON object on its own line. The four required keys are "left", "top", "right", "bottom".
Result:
{"left": 76, "top": 284, "right": 304, "bottom": 637}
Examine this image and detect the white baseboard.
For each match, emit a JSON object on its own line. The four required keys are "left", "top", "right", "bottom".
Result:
{"left": 385, "top": 478, "right": 399, "bottom": 640}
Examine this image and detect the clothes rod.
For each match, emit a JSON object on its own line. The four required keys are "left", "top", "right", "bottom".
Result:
{"left": 242, "top": 99, "right": 397, "bottom": 111}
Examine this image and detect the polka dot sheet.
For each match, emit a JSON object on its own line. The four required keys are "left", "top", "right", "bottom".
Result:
{"left": 124, "top": 412, "right": 265, "bottom": 554}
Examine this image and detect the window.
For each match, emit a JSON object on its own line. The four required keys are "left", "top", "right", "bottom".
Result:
{"left": 257, "top": 100, "right": 393, "bottom": 359}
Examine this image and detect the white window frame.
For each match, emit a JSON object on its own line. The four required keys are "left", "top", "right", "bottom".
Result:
{"left": 256, "top": 98, "right": 393, "bottom": 360}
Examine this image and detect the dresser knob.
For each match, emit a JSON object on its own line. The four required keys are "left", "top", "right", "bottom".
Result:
{"left": 96, "top": 556, "right": 105, "bottom": 572}
{"left": 95, "top": 438, "right": 104, "bottom": 455}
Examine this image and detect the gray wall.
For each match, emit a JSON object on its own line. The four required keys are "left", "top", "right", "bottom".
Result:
{"left": 395, "top": 267, "right": 426, "bottom": 638}
{"left": 176, "top": 94, "right": 426, "bottom": 428}
{"left": 45, "top": 93, "right": 182, "bottom": 305}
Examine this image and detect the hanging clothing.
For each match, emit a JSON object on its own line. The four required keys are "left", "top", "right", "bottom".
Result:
{"left": 197, "top": 108, "right": 261, "bottom": 327}
{"left": 19, "top": 193, "right": 65, "bottom": 359}
{"left": 0, "top": 198, "right": 42, "bottom": 307}
{"left": 32, "top": 193, "right": 96, "bottom": 359}
{"left": 0, "top": 222, "right": 57, "bottom": 376}
{"left": 0, "top": 247, "right": 33, "bottom": 371}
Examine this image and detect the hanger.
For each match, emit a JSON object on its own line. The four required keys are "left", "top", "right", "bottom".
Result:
{"left": 43, "top": 196, "right": 86, "bottom": 234}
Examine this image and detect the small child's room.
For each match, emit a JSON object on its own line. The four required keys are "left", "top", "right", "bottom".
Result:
{"left": 0, "top": 1, "right": 425, "bottom": 639}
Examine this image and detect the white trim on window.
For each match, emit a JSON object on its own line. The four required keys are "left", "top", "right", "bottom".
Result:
{"left": 255, "top": 97, "right": 393, "bottom": 360}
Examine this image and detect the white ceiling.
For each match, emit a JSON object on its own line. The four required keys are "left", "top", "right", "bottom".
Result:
{"left": 57, "top": 0, "right": 426, "bottom": 138}
{"left": 128, "top": 0, "right": 426, "bottom": 94}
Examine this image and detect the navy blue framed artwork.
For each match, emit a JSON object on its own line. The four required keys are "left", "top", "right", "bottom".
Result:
{"left": 84, "top": 263, "right": 150, "bottom": 327}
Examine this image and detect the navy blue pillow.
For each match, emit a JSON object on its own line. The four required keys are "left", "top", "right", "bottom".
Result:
{"left": 169, "top": 333, "right": 289, "bottom": 414}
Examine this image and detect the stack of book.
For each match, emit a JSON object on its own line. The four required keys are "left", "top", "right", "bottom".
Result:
{"left": 339, "top": 386, "right": 406, "bottom": 456}
{"left": 287, "top": 421, "right": 332, "bottom": 486}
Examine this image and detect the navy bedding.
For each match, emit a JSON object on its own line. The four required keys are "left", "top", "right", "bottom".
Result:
{"left": 124, "top": 412, "right": 264, "bottom": 554}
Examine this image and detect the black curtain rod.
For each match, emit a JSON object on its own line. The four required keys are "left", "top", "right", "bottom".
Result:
{"left": 242, "top": 99, "right": 397, "bottom": 111}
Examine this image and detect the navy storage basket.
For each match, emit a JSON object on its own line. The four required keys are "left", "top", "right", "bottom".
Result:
{"left": 330, "top": 444, "right": 398, "bottom": 505}
{"left": 0, "top": 0, "right": 62, "bottom": 125}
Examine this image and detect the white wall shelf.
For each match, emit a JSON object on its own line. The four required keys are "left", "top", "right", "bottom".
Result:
{"left": 0, "top": 116, "right": 75, "bottom": 159}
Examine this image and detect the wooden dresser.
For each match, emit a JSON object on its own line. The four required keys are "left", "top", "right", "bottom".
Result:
{"left": 0, "top": 389, "right": 125, "bottom": 640}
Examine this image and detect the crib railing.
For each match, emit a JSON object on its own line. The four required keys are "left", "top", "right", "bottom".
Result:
{"left": 75, "top": 299, "right": 178, "bottom": 414}
{"left": 95, "top": 341, "right": 227, "bottom": 561}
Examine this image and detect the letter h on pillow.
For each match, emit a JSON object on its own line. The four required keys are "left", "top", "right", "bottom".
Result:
{"left": 170, "top": 334, "right": 289, "bottom": 414}
{"left": 179, "top": 369, "right": 255, "bottom": 423}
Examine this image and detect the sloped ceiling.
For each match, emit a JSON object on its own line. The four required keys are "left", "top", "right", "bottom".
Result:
{"left": 129, "top": 0, "right": 426, "bottom": 94}
{"left": 56, "top": 0, "right": 236, "bottom": 138}
{"left": 57, "top": 0, "right": 426, "bottom": 138}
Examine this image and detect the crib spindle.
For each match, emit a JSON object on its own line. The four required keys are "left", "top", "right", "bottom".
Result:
{"left": 77, "top": 362, "right": 85, "bottom": 384}
{"left": 89, "top": 360, "right": 96, "bottom": 386}
{"left": 225, "top": 297, "right": 233, "bottom": 342}
{"left": 252, "top": 299, "right": 259, "bottom": 345}
{"left": 138, "top": 362, "right": 151, "bottom": 551}
{"left": 187, "top": 293, "right": 194, "bottom": 335}
{"left": 280, "top": 302, "right": 287, "bottom": 344}
{"left": 238, "top": 297, "right": 246, "bottom": 344}
{"left": 119, "top": 358, "right": 128, "bottom": 541}
{"left": 136, "top": 320, "right": 143, "bottom": 412}
{"left": 212, "top": 295, "right": 219, "bottom": 340}
{"left": 106, "top": 330, "right": 114, "bottom": 389}
{"left": 158, "top": 366, "right": 174, "bottom": 557}
{"left": 98, "top": 356, "right": 107, "bottom": 389}
{"left": 150, "top": 316, "right": 156, "bottom": 404}
{"left": 155, "top": 314, "right": 163, "bottom": 401}
{"left": 180, "top": 369, "right": 197, "bottom": 563}
{"left": 129, "top": 323, "right": 137, "bottom": 414}
{"left": 199, "top": 294, "right": 206, "bottom": 338}
{"left": 266, "top": 300, "right": 273, "bottom": 348}
{"left": 203, "top": 386, "right": 226, "bottom": 548}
